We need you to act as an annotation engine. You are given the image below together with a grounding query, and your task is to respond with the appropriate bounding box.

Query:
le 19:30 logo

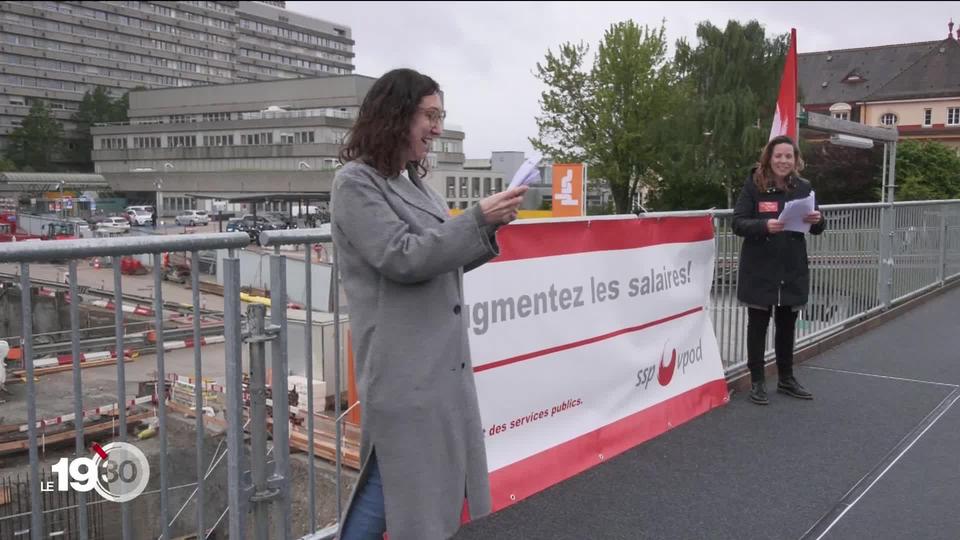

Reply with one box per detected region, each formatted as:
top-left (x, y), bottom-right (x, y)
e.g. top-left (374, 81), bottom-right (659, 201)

top-left (45, 442), bottom-right (150, 503)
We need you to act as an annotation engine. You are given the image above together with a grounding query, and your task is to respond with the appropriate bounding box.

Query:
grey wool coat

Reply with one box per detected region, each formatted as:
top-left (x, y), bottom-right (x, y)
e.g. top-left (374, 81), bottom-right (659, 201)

top-left (331, 160), bottom-right (499, 540)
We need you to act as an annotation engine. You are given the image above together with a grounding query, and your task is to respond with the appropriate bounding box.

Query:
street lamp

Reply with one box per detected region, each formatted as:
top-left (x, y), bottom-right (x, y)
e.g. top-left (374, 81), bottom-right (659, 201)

top-left (57, 180), bottom-right (65, 220)
top-left (154, 178), bottom-right (163, 229)
top-left (156, 162), bottom-right (174, 227)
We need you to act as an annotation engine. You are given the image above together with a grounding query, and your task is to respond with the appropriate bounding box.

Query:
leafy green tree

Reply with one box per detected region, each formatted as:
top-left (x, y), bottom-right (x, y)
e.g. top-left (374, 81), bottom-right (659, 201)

top-left (6, 101), bottom-right (64, 171)
top-left (531, 20), bottom-right (678, 213)
top-left (0, 158), bottom-right (16, 172)
top-left (895, 140), bottom-right (960, 201)
top-left (658, 20), bottom-right (787, 209)
top-left (70, 86), bottom-right (130, 171)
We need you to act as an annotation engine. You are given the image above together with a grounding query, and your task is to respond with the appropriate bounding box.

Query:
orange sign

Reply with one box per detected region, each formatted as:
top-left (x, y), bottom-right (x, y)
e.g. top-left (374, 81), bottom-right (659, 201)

top-left (551, 163), bottom-right (584, 217)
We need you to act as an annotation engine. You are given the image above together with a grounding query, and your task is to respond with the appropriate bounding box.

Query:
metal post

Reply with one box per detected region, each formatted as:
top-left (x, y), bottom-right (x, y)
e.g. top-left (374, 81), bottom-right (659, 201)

top-left (223, 251), bottom-right (247, 539)
top-left (111, 259), bottom-right (132, 539)
top-left (332, 242), bottom-right (343, 520)
top-left (304, 242), bottom-right (317, 534)
top-left (191, 252), bottom-right (206, 539)
top-left (247, 304), bottom-right (272, 540)
top-left (940, 209), bottom-right (948, 285)
top-left (19, 267), bottom-right (43, 540)
top-left (269, 247), bottom-right (291, 540)
top-left (153, 254), bottom-right (170, 540)
top-left (878, 142), bottom-right (897, 308)
top-left (68, 262), bottom-right (89, 540)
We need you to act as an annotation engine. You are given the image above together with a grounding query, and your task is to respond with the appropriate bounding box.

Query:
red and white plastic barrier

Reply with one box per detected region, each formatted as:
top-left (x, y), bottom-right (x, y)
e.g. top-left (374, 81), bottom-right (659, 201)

top-left (19, 394), bottom-right (154, 432)
top-left (162, 335), bottom-right (225, 352)
top-left (90, 299), bottom-right (155, 317)
top-left (30, 349), bottom-right (134, 369)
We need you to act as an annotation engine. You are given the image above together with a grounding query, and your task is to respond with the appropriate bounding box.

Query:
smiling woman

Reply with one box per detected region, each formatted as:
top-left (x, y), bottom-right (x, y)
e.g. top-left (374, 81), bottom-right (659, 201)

top-left (331, 68), bottom-right (528, 540)
top-left (732, 135), bottom-right (826, 406)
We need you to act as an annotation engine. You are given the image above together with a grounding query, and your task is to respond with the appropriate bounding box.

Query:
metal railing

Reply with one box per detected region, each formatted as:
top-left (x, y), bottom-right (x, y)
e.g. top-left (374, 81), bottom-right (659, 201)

top-left (1, 199), bottom-right (959, 539)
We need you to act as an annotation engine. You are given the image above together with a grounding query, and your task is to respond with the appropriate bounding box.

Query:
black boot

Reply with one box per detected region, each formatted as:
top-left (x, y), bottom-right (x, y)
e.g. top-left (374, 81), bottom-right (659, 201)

top-left (777, 376), bottom-right (813, 400)
top-left (749, 381), bottom-right (768, 405)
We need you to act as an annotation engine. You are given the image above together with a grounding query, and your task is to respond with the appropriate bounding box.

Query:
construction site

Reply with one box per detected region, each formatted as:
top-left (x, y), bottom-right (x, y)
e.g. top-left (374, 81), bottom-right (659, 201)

top-left (0, 225), bottom-right (359, 539)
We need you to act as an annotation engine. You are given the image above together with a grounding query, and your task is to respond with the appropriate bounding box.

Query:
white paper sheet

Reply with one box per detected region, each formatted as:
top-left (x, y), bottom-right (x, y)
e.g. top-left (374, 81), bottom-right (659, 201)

top-left (778, 191), bottom-right (816, 233)
top-left (508, 157), bottom-right (541, 189)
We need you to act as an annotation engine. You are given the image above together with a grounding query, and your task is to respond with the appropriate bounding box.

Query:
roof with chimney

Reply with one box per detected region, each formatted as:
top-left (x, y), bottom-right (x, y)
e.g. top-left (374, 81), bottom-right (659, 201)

top-left (799, 21), bottom-right (960, 106)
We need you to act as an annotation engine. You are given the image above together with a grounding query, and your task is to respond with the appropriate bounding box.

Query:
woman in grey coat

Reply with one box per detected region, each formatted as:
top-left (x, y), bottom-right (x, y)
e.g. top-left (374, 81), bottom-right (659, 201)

top-left (332, 68), bottom-right (528, 540)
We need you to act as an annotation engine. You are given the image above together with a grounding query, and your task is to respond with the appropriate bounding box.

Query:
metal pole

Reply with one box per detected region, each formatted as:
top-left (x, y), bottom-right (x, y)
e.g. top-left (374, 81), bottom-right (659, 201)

top-left (332, 242), bottom-right (343, 520)
top-left (19, 267), bottom-right (43, 540)
top-left (269, 247), bottom-right (292, 540)
top-left (112, 259), bottom-right (132, 539)
top-left (304, 242), bottom-right (317, 534)
top-left (68, 262), bottom-right (89, 540)
top-left (878, 142), bottom-right (897, 308)
top-left (223, 251), bottom-right (246, 539)
top-left (247, 304), bottom-right (271, 540)
top-left (191, 252), bottom-right (206, 539)
top-left (153, 254), bottom-right (170, 540)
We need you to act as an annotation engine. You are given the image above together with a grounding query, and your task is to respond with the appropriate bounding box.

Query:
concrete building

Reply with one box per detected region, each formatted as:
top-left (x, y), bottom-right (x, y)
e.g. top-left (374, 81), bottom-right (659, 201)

top-left (90, 75), bottom-right (468, 216)
top-left (800, 22), bottom-right (960, 149)
top-left (0, 1), bottom-right (355, 157)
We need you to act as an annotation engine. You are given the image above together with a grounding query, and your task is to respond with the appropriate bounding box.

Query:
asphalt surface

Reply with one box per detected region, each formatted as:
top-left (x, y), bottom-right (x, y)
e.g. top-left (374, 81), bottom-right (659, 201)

top-left (457, 284), bottom-right (960, 540)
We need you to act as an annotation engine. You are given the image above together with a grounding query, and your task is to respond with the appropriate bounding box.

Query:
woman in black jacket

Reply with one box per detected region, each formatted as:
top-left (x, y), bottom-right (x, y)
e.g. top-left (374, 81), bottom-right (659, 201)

top-left (733, 135), bottom-right (826, 405)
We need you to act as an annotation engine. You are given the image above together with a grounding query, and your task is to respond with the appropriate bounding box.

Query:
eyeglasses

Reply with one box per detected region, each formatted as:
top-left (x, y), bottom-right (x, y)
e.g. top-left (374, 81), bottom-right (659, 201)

top-left (419, 107), bottom-right (446, 127)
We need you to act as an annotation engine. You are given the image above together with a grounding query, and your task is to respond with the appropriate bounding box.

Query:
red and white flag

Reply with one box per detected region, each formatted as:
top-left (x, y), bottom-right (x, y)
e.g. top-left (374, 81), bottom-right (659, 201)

top-left (769, 28), bottom-right (798, 141)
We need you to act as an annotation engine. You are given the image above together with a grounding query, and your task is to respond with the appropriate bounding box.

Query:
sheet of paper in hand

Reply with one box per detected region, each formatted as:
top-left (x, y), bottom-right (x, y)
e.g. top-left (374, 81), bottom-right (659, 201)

top-left (508, 158), bottom-right (541, 190)
top-left (778, 191), bottom-right (816, 233)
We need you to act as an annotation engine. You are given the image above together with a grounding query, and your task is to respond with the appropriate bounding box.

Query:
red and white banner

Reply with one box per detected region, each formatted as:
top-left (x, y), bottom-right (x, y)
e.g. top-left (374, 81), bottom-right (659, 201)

top-left (465, 216), bottom-right (728, 510)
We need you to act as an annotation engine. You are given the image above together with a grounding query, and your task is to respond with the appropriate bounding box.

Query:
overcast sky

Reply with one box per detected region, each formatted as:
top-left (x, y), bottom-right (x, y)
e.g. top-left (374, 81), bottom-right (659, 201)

top-left (290, 1), bottom-right (957, 160)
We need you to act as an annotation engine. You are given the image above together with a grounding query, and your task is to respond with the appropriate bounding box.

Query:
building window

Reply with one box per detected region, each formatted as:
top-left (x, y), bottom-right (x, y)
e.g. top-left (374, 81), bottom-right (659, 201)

top-left (495, 178), bottom-right (503, 192)
top-left (923, 108), bottom-right (932, 127)
top-left (167, 135), bottom-right (196, 148)
top-left (880, 113), bottom-right (898, 126)
top-left (446, 177), bottom-right (455, 198)
top-left (471, 177), bottom-right (480, 198)
top-left (484, 178), bottom-right (492, 196)
top-left (459, 177), bottom-right (468, 198)
top-left (829, 102), bottom-right (851, 122)
top-left (948, 108), bottom-right (960, 126)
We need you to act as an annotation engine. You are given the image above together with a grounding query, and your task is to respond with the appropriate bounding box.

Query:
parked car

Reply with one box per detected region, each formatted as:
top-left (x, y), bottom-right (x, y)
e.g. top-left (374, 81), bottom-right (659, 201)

top-left (125, 209), bottom-right (153, 226)
top-left (228, 214), bottom-right (278, 243)
top-left (225, 217), bottom-right (243, 232)
top-left (265, 212), bottom-right (297, 229)
top-left (124, 205), bottom-right (154, 215)
top-left (175, 210), bottom-right (210, 226)
top-left (97, 217), bottom-right (131, 233)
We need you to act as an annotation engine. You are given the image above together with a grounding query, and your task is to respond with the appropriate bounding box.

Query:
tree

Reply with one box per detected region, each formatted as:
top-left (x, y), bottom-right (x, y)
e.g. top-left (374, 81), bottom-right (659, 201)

top-left (0, 158), bottom-right (16, 172)
top-left (531, 20), bottom-right (678, 213)
top-left (894, 140), bottom-right (960, 201)
top-left (658, 20), bottom-right (787, 209)
top-left (70, 86), bottom-right (130, 171)
top-left (6, 101), bottom-right (64, 171)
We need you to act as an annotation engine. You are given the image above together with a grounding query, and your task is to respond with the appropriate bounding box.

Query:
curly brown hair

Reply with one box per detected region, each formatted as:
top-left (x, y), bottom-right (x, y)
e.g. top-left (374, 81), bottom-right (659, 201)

top-left (339, 68), bottom-right (440, 178)
top-left (753, 135), bottom-right (805, 192)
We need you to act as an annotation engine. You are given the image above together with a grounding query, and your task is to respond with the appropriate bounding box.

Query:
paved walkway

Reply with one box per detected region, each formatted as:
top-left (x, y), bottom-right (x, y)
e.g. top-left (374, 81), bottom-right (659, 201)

top-left (457, 284), bottom-right (960, 540)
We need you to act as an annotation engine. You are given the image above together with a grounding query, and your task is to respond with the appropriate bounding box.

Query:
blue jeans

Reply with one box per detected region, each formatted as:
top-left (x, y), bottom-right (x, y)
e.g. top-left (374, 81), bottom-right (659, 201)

top-left (340, 451), bottom-right (386, 540)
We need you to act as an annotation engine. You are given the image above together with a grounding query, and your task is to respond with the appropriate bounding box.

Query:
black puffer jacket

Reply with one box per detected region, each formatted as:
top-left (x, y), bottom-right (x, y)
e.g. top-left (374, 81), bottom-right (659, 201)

top-left (733, 171), bottom-right (826, 307)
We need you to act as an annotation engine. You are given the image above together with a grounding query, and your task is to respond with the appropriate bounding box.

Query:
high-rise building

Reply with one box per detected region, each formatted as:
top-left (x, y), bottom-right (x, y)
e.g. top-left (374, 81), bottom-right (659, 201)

top-left (0, 1), bottom-right (354, 158)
